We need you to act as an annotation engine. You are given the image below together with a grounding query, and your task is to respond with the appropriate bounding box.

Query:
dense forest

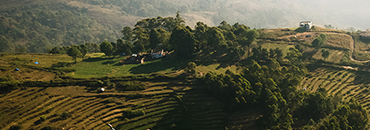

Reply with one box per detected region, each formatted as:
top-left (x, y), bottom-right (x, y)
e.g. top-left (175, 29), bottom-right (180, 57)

top-left (0, 3), bottom-right (120, 53)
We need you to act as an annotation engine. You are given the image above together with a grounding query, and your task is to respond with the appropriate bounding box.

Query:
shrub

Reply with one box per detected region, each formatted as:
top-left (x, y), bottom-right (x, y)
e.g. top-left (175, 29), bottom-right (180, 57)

top-left (40, 115), bottom-right (47, 121)
top-left (57, 112), bottom-right (71, 120)
top-left (122, 108), bottom-right (145, 119)
top-left (9, 125), bottom-right (22, 130)
top-left (127, 93), bottom-right (144, 99)
top-left (116, 81), bottom-right (146, 91)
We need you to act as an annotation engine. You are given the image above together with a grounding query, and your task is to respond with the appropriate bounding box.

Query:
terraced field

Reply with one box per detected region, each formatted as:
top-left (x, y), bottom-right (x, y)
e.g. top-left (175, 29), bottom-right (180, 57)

top-left (0, 80), bottom-right (226, 130)
top-left (300, 67), bottom-right (370, 111)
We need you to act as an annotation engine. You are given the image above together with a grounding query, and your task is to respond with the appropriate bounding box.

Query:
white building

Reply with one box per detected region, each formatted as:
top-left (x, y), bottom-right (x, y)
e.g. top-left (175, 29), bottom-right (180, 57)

top-left (300, 21), bottom-right (313, 30)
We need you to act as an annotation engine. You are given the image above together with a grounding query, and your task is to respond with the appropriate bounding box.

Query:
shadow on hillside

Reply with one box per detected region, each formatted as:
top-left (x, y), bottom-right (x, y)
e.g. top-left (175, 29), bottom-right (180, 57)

top-left (150, 89), bottom-right (195, 130)
top-left (302, 50), bottom-right (317, 60)
top-left (352, 71), bottom-right (370, 85)
top-left (82, 57), bottom-right (115, 62)
top-left (129, 59), bottom-right (190, 74)
top-left (294, 27), bottom-right (306, 33)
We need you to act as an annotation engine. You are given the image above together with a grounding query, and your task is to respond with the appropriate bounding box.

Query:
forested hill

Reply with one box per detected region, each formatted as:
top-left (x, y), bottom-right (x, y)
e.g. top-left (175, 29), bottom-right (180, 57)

top-left (1, 0), bottom-right (370, 53)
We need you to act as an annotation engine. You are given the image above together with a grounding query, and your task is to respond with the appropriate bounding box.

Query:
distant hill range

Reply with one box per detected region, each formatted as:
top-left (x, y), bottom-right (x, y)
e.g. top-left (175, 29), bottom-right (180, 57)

top-left (1, 0), bottom-right (370, 53)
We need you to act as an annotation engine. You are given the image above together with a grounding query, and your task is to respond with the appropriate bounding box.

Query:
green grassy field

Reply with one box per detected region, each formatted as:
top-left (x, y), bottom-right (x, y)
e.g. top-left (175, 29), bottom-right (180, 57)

top-left (70, 55), bottom-right (240, 78)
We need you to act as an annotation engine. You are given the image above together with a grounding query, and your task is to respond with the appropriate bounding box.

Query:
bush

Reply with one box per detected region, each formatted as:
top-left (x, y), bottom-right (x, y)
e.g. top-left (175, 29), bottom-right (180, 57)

top-left (9, 125), bottom-right (22, 130)
top-left (57, 112), bottom-right (71, 120)
top-left (40, 115), bottom-right (47, 121)
top-left (116, 81), bottom-right (146, 91)
top-left (122, 108), bottom-right (145, 119)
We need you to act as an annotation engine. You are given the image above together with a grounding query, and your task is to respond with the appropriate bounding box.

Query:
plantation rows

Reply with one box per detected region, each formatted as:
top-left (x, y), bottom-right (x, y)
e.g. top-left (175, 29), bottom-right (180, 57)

top-left (300, 68), bottom-right (370, 110)
top-left (0, 80), bottom-right (225, 130)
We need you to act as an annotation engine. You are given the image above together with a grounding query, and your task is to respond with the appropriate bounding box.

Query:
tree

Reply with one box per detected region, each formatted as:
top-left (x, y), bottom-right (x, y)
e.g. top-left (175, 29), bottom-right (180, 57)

top-left (322, 49), bottom-right (330, 60)
top-left (285, 47), bottom-right (302, 65)
top-left (169, 25), bottom-right (195, 58)
top-left (78, 45), bottom-right (87, 59)
top-left (175, 11), bottom-right (185, 26)
top-left (149, 28), bottom-right (161, 50)
top-left (206, 27), bottom-right (227, 52)
top-left (100, 41), bottom-right (114, 57)
top-left (116, 39), bottom-right (132, 55)
top-left (246, 30), bottom-right (259, 57)
top-left (218, 21), bottom-right (232, 31)
top-left (132, 26), bottom-right (149, 53)
top-left (312, 33), bottom-right (327, 49)
top-left (121, 26), bottom-right (133, 41)
top-left (67, 46), bottom-right (82, 63)
top-left (194, 22), bottom-right (209, 52)
top-left (157, 28), bottom-right (171, 50)
top-left (185, 62), bottom-right (197, 76)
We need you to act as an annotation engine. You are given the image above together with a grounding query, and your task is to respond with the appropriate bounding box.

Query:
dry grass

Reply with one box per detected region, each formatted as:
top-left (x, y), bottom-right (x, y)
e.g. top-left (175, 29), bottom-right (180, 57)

top-left (326, 33), bottom-right (352, 50)
top-left (0, 80), bottom-right (226, 130)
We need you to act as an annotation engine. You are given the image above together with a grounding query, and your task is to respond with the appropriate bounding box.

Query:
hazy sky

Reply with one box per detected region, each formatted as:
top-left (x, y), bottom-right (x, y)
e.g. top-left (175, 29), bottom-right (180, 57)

top-left (179, 0), bottom-right (370, 30)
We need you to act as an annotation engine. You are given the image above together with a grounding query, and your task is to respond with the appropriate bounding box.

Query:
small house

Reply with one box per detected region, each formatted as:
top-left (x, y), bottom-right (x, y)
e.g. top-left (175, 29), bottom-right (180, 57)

top-left (14, 68), bottom-right (20, 71)
top-left (300, 21), bottom-right (313, 30)
top-left (34, 61), bottom-right (39, 64)
top-left (151, 50), bottom-right (165, 59)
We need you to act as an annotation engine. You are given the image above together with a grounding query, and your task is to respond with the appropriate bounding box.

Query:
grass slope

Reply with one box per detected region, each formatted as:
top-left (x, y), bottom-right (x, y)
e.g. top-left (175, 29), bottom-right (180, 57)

top-left (301, 66), bottom-right (370, 111)
top-left (0, 80), bottom-right (226, 130)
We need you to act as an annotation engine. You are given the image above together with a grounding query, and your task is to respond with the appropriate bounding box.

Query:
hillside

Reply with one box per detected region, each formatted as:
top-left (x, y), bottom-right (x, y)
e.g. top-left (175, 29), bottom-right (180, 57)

top-left (1, 0), bottom-right (370, 53)
top-left (0, 79), bottom-right (228, 130)
top-left (2, 5), bottom-right (370, 127)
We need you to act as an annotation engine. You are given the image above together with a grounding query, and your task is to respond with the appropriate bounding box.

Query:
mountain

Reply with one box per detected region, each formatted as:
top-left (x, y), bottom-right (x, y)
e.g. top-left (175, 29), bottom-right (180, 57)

top-left (1, 0), bottom-right (370, 53)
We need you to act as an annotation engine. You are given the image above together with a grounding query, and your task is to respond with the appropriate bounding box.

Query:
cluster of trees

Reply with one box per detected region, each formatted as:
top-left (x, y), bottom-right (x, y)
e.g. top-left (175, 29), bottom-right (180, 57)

top-left (84, 13), bottom-right (260, 59)
top-left (202, 47), bottom-right (369, 129)
top-left (312, 33), bottom-right (327, 49)
top-left (0, 3), bottom-right (119, 53)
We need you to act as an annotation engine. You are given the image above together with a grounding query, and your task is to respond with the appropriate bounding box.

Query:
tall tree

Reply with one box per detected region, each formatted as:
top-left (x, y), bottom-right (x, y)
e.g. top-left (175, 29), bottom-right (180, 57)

top-left (67, 46), bottom-right (82, 63)
top-left (100, 41), bottom-right (114, 57)
top-left (121, 26), bottom-right (133, 41)
top-left (169, 25), bottom-right (195, 58)
top-left (78, 45), bottom-right (87, 59)
top-left (194, 22), bottom-right (209, 52)
top-left (175, 11), bottom-right (185, 26)
top-left (246, 29), bottom-right (259, 57)
top-left (157, 28), bottom-right (171, 50)
top-left (207, 27), bottom-right (228, 52)
top-left (218, 21), bottom-right (232, 31)
top-left (116, 39), bottom-right (132, 55)
top-left (132, 26), bottom-right (149, 53)
top-left (149, 28), bottom-right (161, 50)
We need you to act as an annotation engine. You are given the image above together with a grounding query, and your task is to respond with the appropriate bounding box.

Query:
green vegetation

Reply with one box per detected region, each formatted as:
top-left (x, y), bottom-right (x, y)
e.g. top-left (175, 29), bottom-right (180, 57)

top-left (122, 108), bottom-right (145, 119)
top-left (3, 12), bottom-right (370, 130)
top-left (40, 115), bottom-right (47, 121)
top-left (312, 33), bottom-right (327, 49)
